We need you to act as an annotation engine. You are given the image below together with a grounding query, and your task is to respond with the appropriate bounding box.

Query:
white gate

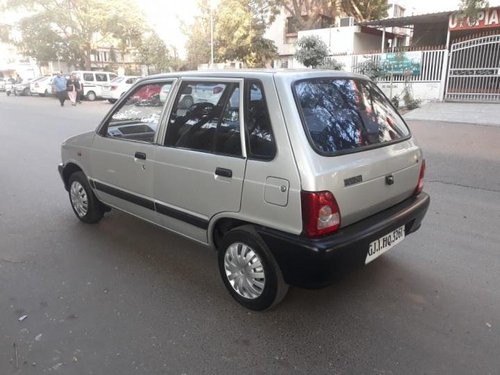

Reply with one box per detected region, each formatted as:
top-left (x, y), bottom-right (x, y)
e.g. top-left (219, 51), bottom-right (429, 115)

top-left (445, 35), bottom-right (500, 102)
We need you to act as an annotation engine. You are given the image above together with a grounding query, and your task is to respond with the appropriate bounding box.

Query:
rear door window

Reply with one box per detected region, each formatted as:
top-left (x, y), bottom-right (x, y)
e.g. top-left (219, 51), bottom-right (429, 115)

top-left (83, 73), bottom-right (94, 81)
top-left (293, 78), bottom-right (410, 155)
top-left (245, 81), bottom-right (276, 160)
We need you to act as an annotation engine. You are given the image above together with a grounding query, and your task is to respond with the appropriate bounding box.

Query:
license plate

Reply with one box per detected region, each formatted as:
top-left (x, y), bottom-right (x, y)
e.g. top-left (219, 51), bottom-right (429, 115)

top-left (365, 226), bottom-right (405, 264)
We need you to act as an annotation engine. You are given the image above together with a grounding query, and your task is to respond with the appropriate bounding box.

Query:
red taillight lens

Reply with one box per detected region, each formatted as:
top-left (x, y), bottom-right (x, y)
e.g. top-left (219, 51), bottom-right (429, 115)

top-left (414, 159), bottom-right (426, 195)
top-left (301, 191), bottom-right (341, 237)
top-left (111, 85), bottom-right (118, 90)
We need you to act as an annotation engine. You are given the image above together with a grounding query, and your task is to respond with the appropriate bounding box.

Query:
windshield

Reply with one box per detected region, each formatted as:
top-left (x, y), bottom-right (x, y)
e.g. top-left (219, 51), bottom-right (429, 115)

top-left (111, 77), bottom-right (126, 83)
top-left (293, 78), bottom-right (410, 155)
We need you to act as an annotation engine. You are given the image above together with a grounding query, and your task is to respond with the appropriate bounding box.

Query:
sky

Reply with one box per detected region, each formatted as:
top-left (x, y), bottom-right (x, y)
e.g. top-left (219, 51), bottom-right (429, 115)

top-left (138, 0), bottom-right (200, 59)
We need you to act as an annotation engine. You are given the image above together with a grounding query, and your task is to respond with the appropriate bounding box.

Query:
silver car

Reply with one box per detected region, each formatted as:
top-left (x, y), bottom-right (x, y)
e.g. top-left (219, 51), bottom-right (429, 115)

top-left (58, 70), bottom-right (429, 310)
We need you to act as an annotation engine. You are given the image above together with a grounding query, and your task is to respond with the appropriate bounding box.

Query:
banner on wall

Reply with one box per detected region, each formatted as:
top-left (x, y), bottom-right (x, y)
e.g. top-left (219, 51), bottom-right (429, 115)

top-left (449, 7), bottom-right (500, 31)
top-left (381, 51), bottom-right (422, 76)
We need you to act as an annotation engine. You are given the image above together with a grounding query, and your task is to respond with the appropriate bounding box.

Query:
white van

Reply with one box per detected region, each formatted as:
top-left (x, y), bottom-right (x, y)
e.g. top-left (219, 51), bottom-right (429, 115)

top-left (72, 71), bottom-right (117, 101)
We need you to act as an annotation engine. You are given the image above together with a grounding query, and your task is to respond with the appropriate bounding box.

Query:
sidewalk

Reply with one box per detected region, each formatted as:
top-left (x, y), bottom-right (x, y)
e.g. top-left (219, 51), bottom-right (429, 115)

top-left (403, 102), bottom-right (500, 127)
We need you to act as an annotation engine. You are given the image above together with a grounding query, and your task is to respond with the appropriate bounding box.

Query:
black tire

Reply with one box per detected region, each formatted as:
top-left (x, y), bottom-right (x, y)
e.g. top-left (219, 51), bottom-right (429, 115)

top-left (68, 171), bottom-right (104, 224)
top-left (108, 99), bottom-right (117, 103)
top-left (86, 91), bottom-right (96, 101)
top-left (218, 225), bottom-right (288, 311)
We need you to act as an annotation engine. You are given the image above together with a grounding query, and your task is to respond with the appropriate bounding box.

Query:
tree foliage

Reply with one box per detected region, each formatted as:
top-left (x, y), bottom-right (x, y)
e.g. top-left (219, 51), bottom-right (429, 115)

top-left (459, 0), bottom-right (489, 19)
top-left (216, 0), bottom-right (278, 67)
top-left (294, 35), bottom-right (328, 67)
top-left (184, 0), bottom-right (212, 69)
top-left (136, 32), bottom-right (172, 74)
top-left (277, 0), bottom-right (389, 30)
top-left (0, 0), bottom-right (149, 69)
top-left (185, 0), bottom-right (278, 68)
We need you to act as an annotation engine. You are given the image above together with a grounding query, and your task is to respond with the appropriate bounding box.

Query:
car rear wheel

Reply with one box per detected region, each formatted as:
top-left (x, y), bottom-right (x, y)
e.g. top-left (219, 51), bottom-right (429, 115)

top-left (218, 226), bottom-right (288, 311)
top-left (86, 91), bottom-right (96, 101)
top-left (108, 99), bottom-right (117, 103)
top-left (68, 171), bottom-right (104, 224)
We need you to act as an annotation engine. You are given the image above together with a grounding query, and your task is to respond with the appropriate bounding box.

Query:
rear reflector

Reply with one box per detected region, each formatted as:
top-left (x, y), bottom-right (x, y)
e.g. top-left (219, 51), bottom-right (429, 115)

top-left (414, 159), bottom-right (426, 195)
top-left (301, 191), bottom-right (341, 237)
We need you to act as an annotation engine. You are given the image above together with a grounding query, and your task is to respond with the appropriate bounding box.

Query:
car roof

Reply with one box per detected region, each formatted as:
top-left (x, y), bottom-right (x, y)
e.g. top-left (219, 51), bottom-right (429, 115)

top-left (144, 69), bottom-right (368, 82)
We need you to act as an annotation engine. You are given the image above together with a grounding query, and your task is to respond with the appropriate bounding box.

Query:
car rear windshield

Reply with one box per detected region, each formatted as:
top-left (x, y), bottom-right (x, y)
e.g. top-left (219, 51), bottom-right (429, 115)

top-left (293, 78), bottom-right (410, 155)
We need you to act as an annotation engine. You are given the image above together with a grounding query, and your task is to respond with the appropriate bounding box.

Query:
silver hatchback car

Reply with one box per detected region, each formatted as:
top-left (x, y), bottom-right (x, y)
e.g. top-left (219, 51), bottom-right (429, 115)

top-left (59, 70), bottom-right (429, 310)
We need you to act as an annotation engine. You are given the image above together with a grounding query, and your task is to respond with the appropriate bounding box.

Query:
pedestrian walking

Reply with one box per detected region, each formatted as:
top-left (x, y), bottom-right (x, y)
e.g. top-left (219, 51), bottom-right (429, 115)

top-left (67, 73), bottom-right (80, 106)
top-left (53, 72), bottom-right (67, 107)
top-left (76, 76), bottom-right (83, 104)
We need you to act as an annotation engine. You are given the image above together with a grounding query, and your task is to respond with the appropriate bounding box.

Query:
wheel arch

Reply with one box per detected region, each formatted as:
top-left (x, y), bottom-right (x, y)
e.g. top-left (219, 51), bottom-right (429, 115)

top-left (61, 162), bottom-right (84, 191)
top-left (209, 215), bottom-right (258, 250)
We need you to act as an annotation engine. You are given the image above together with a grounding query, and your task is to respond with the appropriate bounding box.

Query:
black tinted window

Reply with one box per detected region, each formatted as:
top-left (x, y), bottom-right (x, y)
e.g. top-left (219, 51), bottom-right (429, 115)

top-left (294, 79), bottom-right (410, 155)
top-left (83, 73), bottom-right (94, 81)
top-left (246, 81), bottom-right (276, 159)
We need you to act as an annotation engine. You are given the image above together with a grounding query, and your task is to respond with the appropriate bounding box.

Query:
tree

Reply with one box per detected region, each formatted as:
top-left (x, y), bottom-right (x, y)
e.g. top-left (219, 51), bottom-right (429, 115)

top-left (184, 0), bottom-right (212, 69)
top-left (136, 32), bottom-right (172, 74)
top-left (0, 0), bottom-right (149, 69)
top-left (215, 0), bottom-right (278, 67)
top-left (459, 0), bottom-right (489, 19)
top-left (277, 0), bottom-right (389, 31)
top-left (185, 0), bottom-right (278, 68)
top-left (294, 35), bottom-right (328, 67)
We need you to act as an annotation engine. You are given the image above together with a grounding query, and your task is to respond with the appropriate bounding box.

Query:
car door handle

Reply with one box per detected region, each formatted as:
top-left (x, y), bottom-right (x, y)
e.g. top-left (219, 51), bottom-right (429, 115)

top-left (215, 167), bottom-right (232, 178)
top-left (134, 152), bottom-right (146, 160)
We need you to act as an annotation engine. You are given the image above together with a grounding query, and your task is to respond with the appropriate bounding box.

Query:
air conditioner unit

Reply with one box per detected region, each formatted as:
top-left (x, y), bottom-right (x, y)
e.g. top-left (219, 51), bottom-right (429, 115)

top-left (339, 17), bottom-right (355, 27)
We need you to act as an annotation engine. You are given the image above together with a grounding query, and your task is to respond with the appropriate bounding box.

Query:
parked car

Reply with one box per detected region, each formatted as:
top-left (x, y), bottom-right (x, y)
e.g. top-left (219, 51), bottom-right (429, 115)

top-left (4, 78), bottom-right (15, 95)
top-left (30, 76), bottom-right (54, 96)
top-left (72, 70), bottom-right (117, 101)
top-left (0, 78), bottom-right (5, 92)
top-left (14, 79), bottom-right (34, 96)
top-left (101, 75), bottom-right (140, 103)
top-left (58, 70), bottom-right (429, 310)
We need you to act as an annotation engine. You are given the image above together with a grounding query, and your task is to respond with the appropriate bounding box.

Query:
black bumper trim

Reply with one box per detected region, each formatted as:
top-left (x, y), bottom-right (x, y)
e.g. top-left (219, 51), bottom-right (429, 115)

top-left (257, 193), bottom-right (430, 288)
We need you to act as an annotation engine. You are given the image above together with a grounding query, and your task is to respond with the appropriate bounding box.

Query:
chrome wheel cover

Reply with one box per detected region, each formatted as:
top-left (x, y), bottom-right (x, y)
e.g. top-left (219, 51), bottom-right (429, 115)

top-left (224, 242), bottom-right (265, 299)
top-left (70, 181), bottom-right (88, 218)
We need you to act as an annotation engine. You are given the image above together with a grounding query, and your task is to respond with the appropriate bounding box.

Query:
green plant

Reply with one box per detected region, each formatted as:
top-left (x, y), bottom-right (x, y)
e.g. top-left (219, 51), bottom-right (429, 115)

top-left (402, 90), bottom-right (421, 110)
top-left (355, 59), bottom-right (387, 80)
top-left (391, 95), bottom-right (400, 109)
top-left (318, 58), bottom-right (343, 70)
top-left (295, 35), bottom-right (329, 68)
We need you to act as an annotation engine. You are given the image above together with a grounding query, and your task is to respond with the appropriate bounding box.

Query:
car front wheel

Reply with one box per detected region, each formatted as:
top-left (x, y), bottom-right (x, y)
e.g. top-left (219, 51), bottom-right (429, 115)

top-left (218, 226), bottom-right (288, 311)
top-left (68, 171), bottom-right (104, 224)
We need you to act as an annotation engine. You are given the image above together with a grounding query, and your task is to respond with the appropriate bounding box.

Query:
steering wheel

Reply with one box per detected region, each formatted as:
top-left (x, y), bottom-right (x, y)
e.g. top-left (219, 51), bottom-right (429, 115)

top-left (187, 102), bottom-right (215, 118)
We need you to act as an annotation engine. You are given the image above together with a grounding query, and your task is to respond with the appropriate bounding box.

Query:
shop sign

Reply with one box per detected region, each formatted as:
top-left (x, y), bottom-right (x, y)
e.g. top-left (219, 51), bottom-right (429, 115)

top-left (449, 7), bottom-right (500, 31)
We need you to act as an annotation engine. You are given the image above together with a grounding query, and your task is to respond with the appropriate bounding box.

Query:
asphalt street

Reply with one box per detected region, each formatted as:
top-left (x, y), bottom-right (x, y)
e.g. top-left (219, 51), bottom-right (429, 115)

top-left (0, 94), bottom-right (499, 374)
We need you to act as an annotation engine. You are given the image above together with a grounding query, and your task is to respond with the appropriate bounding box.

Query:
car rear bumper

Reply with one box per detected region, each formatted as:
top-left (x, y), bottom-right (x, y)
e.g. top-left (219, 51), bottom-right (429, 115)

top-left (256, 192), bottom-right (430, 288)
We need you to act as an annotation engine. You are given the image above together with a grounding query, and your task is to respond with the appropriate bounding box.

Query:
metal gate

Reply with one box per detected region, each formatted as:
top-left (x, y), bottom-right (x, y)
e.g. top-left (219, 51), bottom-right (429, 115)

top-left (445, 35), bottom-right (500, 102)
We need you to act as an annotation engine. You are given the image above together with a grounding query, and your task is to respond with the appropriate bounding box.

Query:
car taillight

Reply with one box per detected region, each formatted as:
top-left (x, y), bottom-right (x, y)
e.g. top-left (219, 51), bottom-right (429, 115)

top-left (111, 85), bottom-right (118, 90)
top-left (301, 191), bottom-right (341, 237)
top-left (414, 159), bottom-right (426, 195)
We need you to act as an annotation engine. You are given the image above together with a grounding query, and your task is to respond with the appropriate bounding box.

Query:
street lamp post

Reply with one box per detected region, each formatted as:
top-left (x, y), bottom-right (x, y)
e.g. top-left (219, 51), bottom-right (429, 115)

top-left (209, 0), bottom-right (219, 68)
top-left (210, 7), bottom-right (214, 68)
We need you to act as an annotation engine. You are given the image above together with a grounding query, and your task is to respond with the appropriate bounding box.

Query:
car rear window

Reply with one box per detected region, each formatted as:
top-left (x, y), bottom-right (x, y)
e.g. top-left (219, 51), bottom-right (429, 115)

top-left (293, 78), bottom-right (410, 155)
